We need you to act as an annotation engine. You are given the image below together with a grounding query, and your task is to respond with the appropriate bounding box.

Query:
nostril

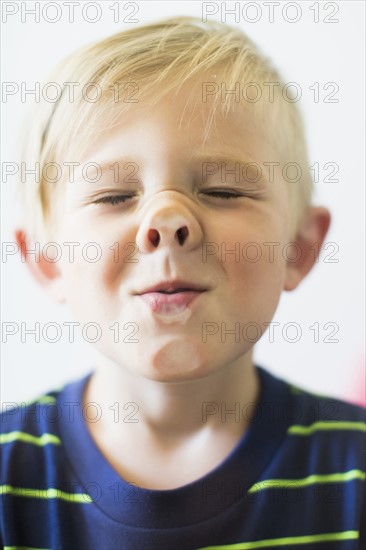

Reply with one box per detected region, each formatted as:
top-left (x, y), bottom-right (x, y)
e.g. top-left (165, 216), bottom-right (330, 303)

top-left (176, 226), bottom-right (188, 245)
top-left (148, 228), bottom-right (160, 247)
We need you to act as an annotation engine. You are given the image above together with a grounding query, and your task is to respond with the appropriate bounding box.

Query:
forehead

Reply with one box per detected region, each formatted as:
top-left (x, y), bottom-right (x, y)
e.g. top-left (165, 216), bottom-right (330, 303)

top-left (78, 73), bottom-right (274, 166)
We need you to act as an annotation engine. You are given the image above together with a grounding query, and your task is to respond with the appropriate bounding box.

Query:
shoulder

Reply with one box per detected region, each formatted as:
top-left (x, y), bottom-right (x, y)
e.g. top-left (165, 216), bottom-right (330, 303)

top-left (1, 385), bottom-right (64, 476)
top-left (282, 380), bottom-right (365, 473)
top-left (251, 369), bottom-right (365, 542)
top-left (0, 373), bottom-right (91, 437)
top-left (0, 376), bottom-right (94, 543)
top-left (286, 380), bottom-right (366, 426)
top-left (0, 380), bottom-right (79, 490)
top-left (258, 365), bottom-right (365, 428)
top-left (1, 384), bottom-right (64, 437)
top-left (258, 367), bottom-right (365, 467)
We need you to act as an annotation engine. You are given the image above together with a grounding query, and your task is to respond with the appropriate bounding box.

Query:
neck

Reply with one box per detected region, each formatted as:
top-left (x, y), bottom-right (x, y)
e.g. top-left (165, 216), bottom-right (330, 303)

top-left (83, 352), bottom-right (260, 442)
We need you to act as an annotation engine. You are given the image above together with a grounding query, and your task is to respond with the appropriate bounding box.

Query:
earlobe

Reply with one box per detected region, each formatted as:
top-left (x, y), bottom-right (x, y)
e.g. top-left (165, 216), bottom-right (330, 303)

top-left (284, 206), bottom-right (331, 291)
top-left (15, 229), bottom-right (66, 304)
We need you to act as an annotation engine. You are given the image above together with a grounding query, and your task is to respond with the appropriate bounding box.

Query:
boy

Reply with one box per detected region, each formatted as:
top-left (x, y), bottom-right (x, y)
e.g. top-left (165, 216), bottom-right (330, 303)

top-left (1, 16), bottom-right (365, 549)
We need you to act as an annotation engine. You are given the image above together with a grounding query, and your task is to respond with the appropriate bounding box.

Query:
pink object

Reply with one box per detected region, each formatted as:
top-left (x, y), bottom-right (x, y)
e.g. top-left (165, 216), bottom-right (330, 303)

top-left (138, 290), bottom-right (204, 315)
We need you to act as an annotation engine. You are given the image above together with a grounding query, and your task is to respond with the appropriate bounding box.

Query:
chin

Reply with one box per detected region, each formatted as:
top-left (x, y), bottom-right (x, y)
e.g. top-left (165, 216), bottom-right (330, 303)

top-left (138, 366), bottom-right (211, 385)
top-left (134, 340), bottom-right (212, 383)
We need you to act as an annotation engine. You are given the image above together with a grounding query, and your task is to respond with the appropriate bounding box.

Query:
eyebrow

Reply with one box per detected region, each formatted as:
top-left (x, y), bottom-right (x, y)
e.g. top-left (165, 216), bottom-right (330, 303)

top-left (83, 152), bottom-right (261, 168)
top-left (73, 157), bottom-right (140, 184)
top-left (189, 153), bottom-right (270, 188)
top-left (189, 153), bottom-right (261, 166)
top-left (75, 152), bottom-right (269, 188)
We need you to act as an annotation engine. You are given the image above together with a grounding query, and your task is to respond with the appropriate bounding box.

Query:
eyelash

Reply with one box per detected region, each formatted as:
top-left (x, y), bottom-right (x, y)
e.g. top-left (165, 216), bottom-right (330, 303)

top-left (93, 191), bottom-right (242, 206)
top-left (93, 195), bottom-right (135, 206)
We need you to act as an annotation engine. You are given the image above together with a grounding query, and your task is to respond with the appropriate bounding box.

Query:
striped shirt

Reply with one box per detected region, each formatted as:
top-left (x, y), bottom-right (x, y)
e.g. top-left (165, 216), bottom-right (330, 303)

top-left (1, 365), bottom-right (365, 549)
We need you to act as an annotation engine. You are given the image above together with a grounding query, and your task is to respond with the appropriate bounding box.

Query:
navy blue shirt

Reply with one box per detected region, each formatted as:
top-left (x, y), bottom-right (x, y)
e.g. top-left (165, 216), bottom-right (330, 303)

top-left (1, 365), bottom-right (365, 549)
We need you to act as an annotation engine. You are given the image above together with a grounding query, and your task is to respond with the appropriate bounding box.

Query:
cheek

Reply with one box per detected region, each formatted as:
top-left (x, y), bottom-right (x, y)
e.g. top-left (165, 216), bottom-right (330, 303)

top-left (218, 216), bottom-right (288, 315)
top-left (215, 207), bottom-right (287, 267)
top-left (57, 213), bottom-right (134, 287)
top-left (56, 242), bottom-right (120, 326)
top-left (227, 250), bottom-right (286, 316)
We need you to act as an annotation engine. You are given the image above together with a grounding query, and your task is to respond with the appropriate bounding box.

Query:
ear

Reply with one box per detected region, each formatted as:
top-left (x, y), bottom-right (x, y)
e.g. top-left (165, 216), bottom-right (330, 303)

top-left (15, 229), bottom-right (66, 303)
top-left (284, 206), bottom-right (331, 291)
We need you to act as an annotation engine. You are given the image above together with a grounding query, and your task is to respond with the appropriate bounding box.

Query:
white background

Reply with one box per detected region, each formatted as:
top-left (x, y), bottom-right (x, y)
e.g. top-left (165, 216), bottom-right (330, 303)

top-left (1, 1), bottom-right (365, 407)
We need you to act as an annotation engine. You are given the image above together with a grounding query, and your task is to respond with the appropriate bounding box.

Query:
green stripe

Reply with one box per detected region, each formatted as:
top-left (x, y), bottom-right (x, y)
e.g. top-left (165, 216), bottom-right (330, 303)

top-left (34, 395), bottom-right (57, 404)
top-left (288, 385), bottom-right (331, 399)
top-left (19, 395), bottom-right (57, 407)
top-left (288, 421), bottom-right (366, 435)
top-left (197, 530), bottom-right (359, 549)
top-left (0, 484), bottom-right (93, 503)
top-left (248, 469), bottom-right (365, 494)
top-left (1, 396), bottom-right (56, 415)
top-left (288, 385), bottom-right (304, 395)
top-left (0, 431), bottom-right (61, 446)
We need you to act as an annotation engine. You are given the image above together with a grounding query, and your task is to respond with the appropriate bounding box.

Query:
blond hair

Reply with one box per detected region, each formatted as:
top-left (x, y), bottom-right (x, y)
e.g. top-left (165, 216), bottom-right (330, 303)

top-left (19, 16), bottom-right (313, 242)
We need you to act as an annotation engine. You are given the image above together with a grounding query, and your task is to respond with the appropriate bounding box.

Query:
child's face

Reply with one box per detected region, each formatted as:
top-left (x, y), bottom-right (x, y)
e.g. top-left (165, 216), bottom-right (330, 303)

top-left (53, 76), bottom-right (292, 382)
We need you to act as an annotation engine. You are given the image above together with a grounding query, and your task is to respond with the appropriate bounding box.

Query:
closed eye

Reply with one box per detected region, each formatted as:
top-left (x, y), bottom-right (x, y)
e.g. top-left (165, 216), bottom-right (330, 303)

top-left (92, 195), bottom-right (136, 206)
top-left (203, 191), bottom-right (242, 199)
top-left (92, 190), bottom-right (243, 206)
